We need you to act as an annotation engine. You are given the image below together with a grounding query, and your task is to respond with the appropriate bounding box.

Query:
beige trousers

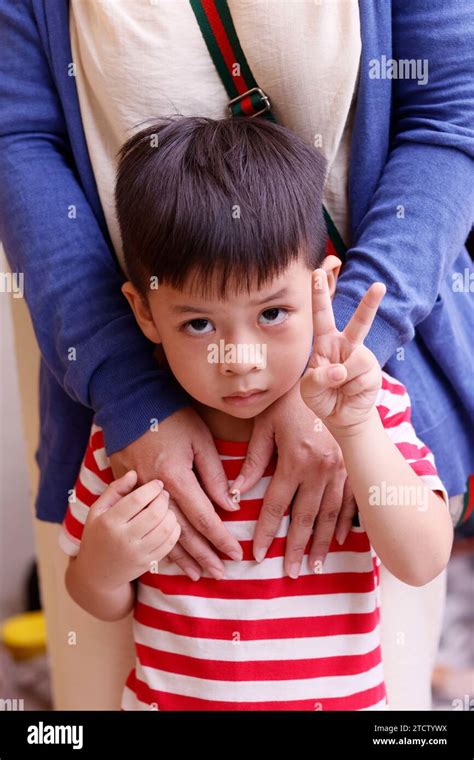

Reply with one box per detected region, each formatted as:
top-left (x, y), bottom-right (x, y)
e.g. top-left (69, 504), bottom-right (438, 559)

top-left (379, 564), bottom-right (447, 710)
top-left (35, 517), bottom-right (446, 711)
top-left (34, 519), bottom-right (135, 710)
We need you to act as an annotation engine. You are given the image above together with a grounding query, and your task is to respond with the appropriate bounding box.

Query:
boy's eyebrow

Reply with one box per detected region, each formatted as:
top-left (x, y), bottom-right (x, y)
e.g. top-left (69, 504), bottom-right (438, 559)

top-left (170, 287), bottom-right (290, 314)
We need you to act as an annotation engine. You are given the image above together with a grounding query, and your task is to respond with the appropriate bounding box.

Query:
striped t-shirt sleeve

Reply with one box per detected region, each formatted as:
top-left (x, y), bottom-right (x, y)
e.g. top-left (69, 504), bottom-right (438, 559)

top-left (58, 425), bottom-right (114, 557)
top-left (376, 372), bottom-right (449, 507)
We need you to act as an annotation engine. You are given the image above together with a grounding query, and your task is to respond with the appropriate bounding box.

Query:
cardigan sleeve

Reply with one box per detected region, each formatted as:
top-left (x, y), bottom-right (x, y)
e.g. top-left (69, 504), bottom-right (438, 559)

top-left (332, 0), bottom-right (474, 367)
top-left (0, 0), bottom-right (191, 455)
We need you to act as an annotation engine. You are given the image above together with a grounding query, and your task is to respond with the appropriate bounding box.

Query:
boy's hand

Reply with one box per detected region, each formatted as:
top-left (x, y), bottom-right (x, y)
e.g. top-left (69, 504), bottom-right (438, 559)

top-left (300, 269), bottom-right (386, 433)
top-left (76, 471), bottom-right (181, 593)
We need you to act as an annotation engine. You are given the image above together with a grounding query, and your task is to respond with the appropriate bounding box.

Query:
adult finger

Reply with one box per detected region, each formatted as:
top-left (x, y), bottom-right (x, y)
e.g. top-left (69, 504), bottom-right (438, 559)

top-left (168, 469), bottom-right (243, 563)
top-left (334, 477), bottom-right (358, 546)
top-left (168, 498), bottom-right (229, 580)
top-left (284, 478), bottom-right (326, 579)
top-left (253, 463), bottom-right (299, 563)
top-left (192, 425), bottom-right (242, 511)
top-left (164, 544), bottom-right (203, 582)
top-left (227, 417), bottom-right (276, 496)
top-left (307, 476), bottom-right (346, 572)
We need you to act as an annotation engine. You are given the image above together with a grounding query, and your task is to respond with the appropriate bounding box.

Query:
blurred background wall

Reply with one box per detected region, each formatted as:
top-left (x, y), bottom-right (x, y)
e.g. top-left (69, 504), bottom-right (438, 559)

top-left (0, 244), bottom-right (39, 618)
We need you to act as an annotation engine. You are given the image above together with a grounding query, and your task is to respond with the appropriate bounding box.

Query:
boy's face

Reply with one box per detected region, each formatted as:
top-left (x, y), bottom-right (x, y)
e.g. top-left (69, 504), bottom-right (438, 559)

top-left (122, 255), bottom-right (340, 428)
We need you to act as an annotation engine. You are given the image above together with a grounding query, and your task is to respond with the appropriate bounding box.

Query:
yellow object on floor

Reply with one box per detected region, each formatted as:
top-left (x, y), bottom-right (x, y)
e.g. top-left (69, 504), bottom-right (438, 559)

top-left (1, 610), bottom-right (46, 660)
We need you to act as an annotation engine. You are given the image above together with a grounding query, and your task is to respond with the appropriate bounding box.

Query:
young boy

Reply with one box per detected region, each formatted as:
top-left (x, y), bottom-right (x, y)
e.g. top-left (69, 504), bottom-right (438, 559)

top-left (59, 116), bottom-right (453, 711)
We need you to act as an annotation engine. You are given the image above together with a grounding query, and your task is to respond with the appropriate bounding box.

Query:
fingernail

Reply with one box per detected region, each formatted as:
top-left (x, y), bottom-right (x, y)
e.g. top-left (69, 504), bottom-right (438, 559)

top-left (154, 479), bottom-right (164, 488)
top-left (312, 556), bottom-right (325, 573)
top-left (254, 547), bottom-right (266, 563)
top-left (226, 494), bottom-right (240, 511)
top-left (335, 527), bottom-right (347, 546)
top-left (209, 566), bottom-right (225, 580)
top-left (228, 549), bottom-right (243, 561)
top-left (230, 475), bottom-right (244, 492)
top-left (186, 568), bottom-right (201, 582)
top-left (288, 562), bottom-right (300, 579)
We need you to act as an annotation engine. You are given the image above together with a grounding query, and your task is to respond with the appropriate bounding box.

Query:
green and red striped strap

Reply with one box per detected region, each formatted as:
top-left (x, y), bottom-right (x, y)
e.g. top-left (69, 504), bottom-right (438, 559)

top-left (189, 0), bottom-right (347, 262)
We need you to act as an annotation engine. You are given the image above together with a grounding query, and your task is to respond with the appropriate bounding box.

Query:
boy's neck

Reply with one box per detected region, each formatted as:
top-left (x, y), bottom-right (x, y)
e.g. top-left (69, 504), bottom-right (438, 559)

top-left (192, 400), bottom-right (255, 443)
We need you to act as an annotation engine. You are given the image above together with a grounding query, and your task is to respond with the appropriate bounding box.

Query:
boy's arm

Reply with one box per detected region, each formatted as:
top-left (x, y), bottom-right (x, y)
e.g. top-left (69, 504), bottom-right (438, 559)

top-left (61, 427), bottom-right (134, 621)
top-left (65, 555), bottom-right (135, 622)
top-left (59, 429), bottom-right (175, 621)
top-left (335, 408), bottom-right (453, 587)
top-left (300, 270), bottom-right (452, 587)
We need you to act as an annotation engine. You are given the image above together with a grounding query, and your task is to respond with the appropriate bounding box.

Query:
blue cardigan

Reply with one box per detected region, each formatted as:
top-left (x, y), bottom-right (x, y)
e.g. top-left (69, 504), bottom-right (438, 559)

top-left (0, 0), bottom-right (473, 522)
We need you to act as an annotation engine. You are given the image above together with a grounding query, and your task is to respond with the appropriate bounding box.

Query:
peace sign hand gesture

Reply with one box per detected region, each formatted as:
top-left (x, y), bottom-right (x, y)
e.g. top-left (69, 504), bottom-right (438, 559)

top-left (300, 269), bottom-right (386, 434)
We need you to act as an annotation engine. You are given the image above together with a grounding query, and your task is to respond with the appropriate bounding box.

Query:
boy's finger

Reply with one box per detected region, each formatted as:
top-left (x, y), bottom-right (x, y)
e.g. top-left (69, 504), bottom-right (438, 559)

top-left (112, 478), bottom-right (165, 521)
top-left (129, 489), bottom-right (170, 538)
top-left (303, 363), bottom-right (348, 393)
top-left (311, 269), bottom-right (336, 339)
top-left (141, 510), bottom-right (180, 551)
top-left (343, 282), bottom-right (386, 345)
top-left (89, 470), bottom-right (138, 516)
top-left (339, 367), bottom-right (381, 398)
top-left (339, 345), bottom-right (374, 383)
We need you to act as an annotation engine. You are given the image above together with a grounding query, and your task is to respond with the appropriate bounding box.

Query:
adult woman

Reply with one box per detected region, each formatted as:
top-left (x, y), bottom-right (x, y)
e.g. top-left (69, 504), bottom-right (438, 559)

top-left (0, 0), bottom-right (472, 710)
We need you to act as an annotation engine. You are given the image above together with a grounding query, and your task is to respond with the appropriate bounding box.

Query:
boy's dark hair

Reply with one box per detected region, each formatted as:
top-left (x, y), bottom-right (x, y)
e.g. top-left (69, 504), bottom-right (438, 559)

top-left (115, 115), bottom-right (328, 299)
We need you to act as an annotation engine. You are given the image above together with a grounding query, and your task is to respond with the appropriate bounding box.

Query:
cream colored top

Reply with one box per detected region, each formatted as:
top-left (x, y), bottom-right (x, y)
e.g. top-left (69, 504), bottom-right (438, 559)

top-left (70, 0), bottom-right (361, 271)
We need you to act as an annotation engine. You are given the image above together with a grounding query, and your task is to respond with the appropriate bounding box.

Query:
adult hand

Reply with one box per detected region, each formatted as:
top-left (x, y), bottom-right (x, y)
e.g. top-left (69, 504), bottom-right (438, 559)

top-left (109, 407), bottom-right (243, 581)
top-left (228, 381), bottom-right (358, 578)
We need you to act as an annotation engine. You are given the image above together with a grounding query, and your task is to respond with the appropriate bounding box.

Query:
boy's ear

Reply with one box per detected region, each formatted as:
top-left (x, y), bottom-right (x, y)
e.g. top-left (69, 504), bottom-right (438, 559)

top-left (321, 254), bottom-right (342, 297)
top-left (121, 281), bottom-right (162, 344)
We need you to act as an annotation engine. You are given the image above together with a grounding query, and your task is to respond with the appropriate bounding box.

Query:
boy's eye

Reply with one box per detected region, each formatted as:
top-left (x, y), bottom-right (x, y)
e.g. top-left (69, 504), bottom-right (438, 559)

top-left (259, 307), bottom-right (288, 325)
top-left (183, 318), bottom-right (214, 335)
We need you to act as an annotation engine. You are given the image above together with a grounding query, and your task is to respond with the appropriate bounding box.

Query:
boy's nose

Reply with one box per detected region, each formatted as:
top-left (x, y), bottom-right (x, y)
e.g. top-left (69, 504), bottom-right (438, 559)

top-left (220, 359), bottom-right (263, 376)
top-left (217, 339), bottom-right (267, 375)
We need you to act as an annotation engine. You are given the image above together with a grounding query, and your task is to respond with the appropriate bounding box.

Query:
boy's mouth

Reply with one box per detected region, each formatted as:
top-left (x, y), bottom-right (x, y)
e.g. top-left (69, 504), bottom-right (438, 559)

top-left (222, 389), bottom-right (267, 406)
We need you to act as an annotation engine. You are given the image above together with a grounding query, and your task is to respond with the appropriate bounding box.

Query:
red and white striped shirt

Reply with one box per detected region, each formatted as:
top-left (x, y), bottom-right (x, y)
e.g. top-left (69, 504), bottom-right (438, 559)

top-left (59, 372), bottom-right (448, 711)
